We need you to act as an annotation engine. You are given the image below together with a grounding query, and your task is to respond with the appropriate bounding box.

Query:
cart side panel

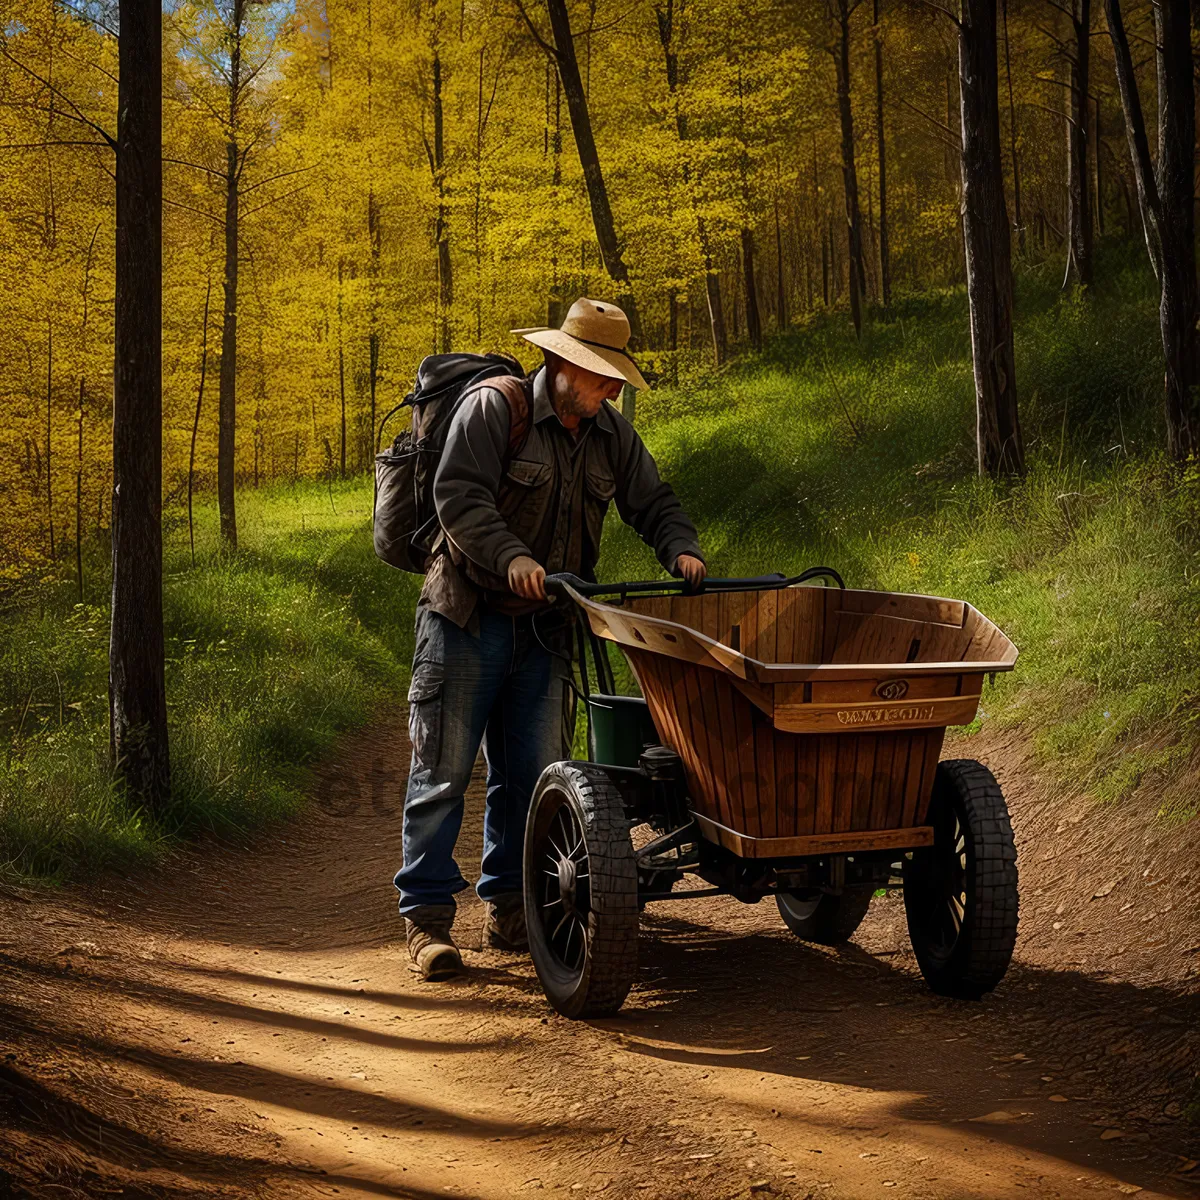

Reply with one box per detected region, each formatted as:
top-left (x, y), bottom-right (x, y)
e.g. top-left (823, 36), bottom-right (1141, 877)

top-left (626, 649), bottom-right (946, 844)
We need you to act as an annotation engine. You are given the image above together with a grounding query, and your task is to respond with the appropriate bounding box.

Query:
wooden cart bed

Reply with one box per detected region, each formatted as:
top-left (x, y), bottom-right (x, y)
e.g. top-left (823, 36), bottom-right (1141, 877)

top-left (564, 582), bottom-right (1018, 859)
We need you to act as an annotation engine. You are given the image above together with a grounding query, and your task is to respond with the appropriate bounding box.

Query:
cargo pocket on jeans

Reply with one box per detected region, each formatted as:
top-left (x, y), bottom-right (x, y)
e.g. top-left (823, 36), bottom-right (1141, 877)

top-left (407, 662), bottom-right (444, 769)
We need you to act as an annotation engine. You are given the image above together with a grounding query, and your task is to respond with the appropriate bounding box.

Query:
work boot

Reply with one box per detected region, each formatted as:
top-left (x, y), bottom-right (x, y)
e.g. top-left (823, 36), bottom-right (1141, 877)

top-left (404, 904), bottom-right (462, 981)
top-left (484, 892), bottom-right (528, 951)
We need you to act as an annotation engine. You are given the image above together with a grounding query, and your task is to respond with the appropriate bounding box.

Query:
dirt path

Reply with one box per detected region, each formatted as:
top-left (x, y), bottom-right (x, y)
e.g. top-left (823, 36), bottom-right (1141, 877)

top-left (2, 719), bottom-right (1198, 1200)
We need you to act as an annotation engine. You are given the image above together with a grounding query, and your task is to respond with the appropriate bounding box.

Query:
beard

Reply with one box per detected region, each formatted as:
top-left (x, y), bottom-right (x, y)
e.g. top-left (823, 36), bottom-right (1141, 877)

top-left (550, 371), bottom-right (594, 419)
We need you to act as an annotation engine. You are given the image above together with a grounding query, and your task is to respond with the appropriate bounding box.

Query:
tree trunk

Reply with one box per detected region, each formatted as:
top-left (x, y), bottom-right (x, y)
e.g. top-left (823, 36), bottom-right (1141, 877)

top-left (701, 228), bottom-right (728, 365)
top-left (46, 318), bottom-right (54, 558)
top-left (959, 0), bottom-right (1024, 477)
top-left (188, 277), bottom-right (211, 566)
top-left (544, 0), bottom-right (641, 339)
top-left (337, 258), bottom-right (346, 476)
top-left (654, 0), bottom-right (725, 364)
top-left (216, 0), bottom-right (243, 548)
top-left (1153, 0), bottom-right (1198, 460)
top-left (77, 226), bottom-right (98, 600)
top-left (833, 0), bottom-right (866, 336)
top-left (432, 48), bottom-right (452, 352)
top-left (1105, 0), bottom-right (1163, 279)
top-left (1001, 0), bottom-right (1023, 253)
top-left (217, 136), bottom-right (239, 550)
top-left (774, 194), bottom-right (787, 328)
top-left (741, 226), bottom-right (762, 349)
top-left (1106, 0), bottom-right (1198, 458)
top-left (111, 0), bottom-right (170, 810)
top-left (1063, 0), bottom-right (1092, 288)
top-left (1094, 94), bottom-right (1104, 235)
top-left (873, 0), bottom-right (891, 305)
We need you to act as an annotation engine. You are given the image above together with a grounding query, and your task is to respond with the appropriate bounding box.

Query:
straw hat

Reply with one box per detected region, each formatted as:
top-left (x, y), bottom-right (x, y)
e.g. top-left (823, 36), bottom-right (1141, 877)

top-left (513, 297), bottom-right (648, 390)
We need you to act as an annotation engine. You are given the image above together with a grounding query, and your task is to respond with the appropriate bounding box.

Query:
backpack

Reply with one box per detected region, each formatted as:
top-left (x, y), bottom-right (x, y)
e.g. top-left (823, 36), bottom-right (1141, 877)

top-left (373, 353), bottom-right (532, 573)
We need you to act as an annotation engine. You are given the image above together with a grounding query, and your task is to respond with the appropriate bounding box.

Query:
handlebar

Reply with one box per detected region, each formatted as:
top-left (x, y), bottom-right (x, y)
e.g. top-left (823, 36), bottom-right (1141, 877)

top-left (545, 566), bottom-right (846, 603)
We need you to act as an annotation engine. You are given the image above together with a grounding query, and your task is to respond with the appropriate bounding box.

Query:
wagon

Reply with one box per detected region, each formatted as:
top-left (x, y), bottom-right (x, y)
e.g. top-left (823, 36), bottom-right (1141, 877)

top-left (523, 569), bottom-right (1020, 1018)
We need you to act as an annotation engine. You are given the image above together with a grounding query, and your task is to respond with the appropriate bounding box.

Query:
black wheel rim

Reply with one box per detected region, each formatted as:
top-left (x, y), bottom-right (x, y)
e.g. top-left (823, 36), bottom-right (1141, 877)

top-left (929, 801), bottom-right (969, 956)
top-left (909, 790), bottom-right (970, 963)
top-left (533, 792), bottom-right (591, 975)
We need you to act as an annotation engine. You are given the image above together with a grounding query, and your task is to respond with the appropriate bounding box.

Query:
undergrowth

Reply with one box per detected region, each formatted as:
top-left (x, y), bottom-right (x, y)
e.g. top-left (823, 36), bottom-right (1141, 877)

top-left (2, 240), bottom-right (1195, 883)
top-left (0, 482), bottom-right (419, 881)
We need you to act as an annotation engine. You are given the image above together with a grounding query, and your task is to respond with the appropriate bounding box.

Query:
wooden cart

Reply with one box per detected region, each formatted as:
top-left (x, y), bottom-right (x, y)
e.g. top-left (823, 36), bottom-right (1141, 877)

top-left (523, 570), bottom-right (1020, 1018)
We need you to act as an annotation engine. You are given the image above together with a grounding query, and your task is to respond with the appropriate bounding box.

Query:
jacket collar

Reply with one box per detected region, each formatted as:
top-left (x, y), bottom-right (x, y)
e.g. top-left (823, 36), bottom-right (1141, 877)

top-left (532, 367), bottom-right (616, 434)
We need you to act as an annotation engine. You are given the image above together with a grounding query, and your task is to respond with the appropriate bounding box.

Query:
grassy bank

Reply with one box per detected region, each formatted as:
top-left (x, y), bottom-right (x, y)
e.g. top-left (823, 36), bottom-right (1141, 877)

top-left (2, 242), bottom-right (1196, 883)
top-left (605, 244), bottom-right (1199, 820)
top-left (0, 483), bottom-right (419, 881)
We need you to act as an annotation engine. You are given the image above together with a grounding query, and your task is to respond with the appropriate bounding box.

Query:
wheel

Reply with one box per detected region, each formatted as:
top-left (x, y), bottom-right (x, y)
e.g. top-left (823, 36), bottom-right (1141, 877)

top-left (776, 889), bottom-right (873, 944)
top-left (524, 761), bottom-right (638, 1019)
top-left (903, 759), bottom-right (1019, 1000)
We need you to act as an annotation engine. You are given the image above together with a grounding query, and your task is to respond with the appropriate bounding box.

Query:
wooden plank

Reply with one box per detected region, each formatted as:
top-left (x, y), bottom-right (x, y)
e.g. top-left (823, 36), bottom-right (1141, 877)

top-left (792, 730), bottom-right (818, 836)
top-left (714, 673), bottom-right (749, 835)
top-left (915, 729), bottom-right (946, 823)
top-left (699, 592), bottom-right (721, 640)
top-left (733, 684), bottom-right (765, 837)
top-left (838, 588), bottom-right (966, 628)
top-left (883, 733), bottom-right (913, 830)
top-left (774, 693), bottom-right (981, 734)
top-left (850, 734), bottom-right (877, 832)
top-left (815, 733), bottom-right (838, 833)
top-left (757, 589), bottom-right (779, 665)
top-left (868, 733), bottom-right (899, 829)
top-left (833, 735), bottom-right (857, 832)
top-left (679, 654), bottom-right (720, 823)
top-left (740, 590), bottom-right (760, 661)
top-left (807, 674), bottom-right (962, 703)
top-left (821, 587), bottom-right (843, 662)
top-left (900, 731), bottom-right (929, 827)
top-left (753, 700), bottom-right (779, 839)
top-left (688, 812), bottom-right (934, 859)
top-left (716, 591), bottom-right (733, 652)
top-left (787, 587), bottom-right (825, 664)
top-left (775, 586), bottom-right (798, 671)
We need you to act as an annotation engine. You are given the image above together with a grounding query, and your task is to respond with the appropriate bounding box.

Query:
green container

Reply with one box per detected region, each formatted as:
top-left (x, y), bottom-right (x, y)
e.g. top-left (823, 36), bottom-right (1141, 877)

top-left (587, 694), bottom-right (659, 768)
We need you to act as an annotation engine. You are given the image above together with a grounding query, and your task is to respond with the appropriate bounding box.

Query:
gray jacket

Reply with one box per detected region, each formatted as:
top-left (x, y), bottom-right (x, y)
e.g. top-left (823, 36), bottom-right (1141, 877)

top-left (421, 367), bottom-right (702, 627)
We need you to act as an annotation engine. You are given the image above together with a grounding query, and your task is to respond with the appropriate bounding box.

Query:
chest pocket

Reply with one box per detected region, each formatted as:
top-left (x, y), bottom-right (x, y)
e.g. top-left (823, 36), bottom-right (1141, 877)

top-left (504, 458), bottom-right (553, 489)
top-left (499, 453), bottom-right (554, 544)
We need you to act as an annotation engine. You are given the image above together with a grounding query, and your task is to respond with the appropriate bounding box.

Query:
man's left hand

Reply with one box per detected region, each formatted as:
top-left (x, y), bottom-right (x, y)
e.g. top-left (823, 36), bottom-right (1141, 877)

top-left (677, 554), bottom-right (705, 589)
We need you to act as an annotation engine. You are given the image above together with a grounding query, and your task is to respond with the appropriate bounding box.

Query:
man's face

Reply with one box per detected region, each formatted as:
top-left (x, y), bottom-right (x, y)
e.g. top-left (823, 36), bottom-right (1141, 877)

top-left (549, 356), bottom-right (624, 421)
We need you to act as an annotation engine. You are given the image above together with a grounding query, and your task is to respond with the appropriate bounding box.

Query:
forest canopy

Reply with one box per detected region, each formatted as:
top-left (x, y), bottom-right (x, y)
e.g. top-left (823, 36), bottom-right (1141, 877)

top-left (0, 0), bottom-right (1171, 574)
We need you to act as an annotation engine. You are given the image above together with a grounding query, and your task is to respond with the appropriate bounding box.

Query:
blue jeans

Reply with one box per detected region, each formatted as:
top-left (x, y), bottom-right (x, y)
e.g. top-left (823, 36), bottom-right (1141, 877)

top-left (394, 605), bottom-right (571, 915)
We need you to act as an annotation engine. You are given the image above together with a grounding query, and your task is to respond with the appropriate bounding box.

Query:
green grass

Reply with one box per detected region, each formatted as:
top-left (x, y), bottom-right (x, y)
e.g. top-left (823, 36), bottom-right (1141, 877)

top-left (603, 242), bottom-right (1200, 820)
top-left (0, 480), bottom-right (420, 881)
top-left (2, 240), bottom-right (1196, 883)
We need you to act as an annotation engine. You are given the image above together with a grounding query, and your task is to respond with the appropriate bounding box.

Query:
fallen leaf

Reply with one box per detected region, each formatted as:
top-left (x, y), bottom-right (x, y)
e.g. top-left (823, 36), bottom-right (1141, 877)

top-left (1093, 881), bottom-right (1117, 899)
top-left (970, 1111), bottom-right (1018, 1124)
top-left (1100, 1129), bottom-right (1125, 1141)
top-left (1177, 1159), bottom-right (1197, 1173)
top-left (1116, 1186), bottom-right (1143, 1195)
top-left (1049, 1095), bottom-right (1070, 1103)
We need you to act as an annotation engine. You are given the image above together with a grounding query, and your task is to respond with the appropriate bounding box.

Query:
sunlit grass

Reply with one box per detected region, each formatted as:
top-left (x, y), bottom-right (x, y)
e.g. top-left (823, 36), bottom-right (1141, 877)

top-left (0, 476), bottom-right (418, 882)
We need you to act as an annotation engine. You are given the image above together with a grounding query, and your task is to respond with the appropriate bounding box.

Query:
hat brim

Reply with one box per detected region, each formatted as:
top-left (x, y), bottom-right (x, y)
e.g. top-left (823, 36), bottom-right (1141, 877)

top-left (511, 327), bottom-right (648, 390)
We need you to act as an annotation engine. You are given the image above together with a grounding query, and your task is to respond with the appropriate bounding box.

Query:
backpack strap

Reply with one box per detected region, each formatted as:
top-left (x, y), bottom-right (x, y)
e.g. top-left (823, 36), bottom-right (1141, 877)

top-left (464, 374), bottom-right (534, 466)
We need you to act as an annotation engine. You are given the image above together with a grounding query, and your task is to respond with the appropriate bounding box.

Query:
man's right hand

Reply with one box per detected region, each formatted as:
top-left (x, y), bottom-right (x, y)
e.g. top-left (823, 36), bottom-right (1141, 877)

top-left (507, 555), bottom-right (547, 601)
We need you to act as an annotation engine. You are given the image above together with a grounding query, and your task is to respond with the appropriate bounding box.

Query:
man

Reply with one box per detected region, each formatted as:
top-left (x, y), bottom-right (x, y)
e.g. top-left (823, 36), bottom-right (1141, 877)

top-left (395, 297), bottom-right (705, 980)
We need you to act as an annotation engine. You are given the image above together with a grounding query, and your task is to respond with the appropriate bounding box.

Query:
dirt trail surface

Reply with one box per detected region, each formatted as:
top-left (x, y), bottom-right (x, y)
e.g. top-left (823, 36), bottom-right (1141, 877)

top-left (2, 719), bottom-right (1198, 1200)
